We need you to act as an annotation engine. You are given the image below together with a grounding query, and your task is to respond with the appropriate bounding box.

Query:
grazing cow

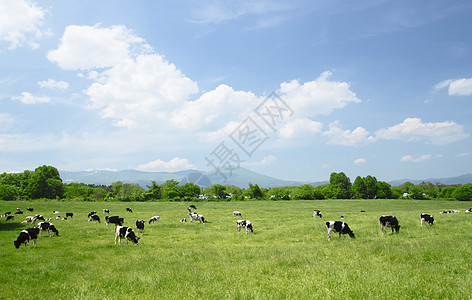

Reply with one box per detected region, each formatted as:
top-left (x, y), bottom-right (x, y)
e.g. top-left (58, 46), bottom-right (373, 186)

top-left (66, 213), bottom-right (73, 218)
top-left (313, 210), bottom-right (322, 218)
top-left (340, 216), bottom-right (345, 220)
top-left (189, 212), bottom-right (206, 223)
top-left (26, 207), bottom-right (34, 212)
top-left (440, 211), bottom-right (451, 214)
top-left (466, 208), bottom-right (472, 213)
top-left (451, 209), bottom-right (460, 213)
top-left (105, 216), bottom-right (124, 226)
top-left (360, 210), bottom-right (366, 213)
top-left (126, 208), bottom-right (133, 213)
top-left (115, 226), bottom-right (139, 245)
top-left (148, 216), bottom-right (160, 224)
top-left (180, 218), bottom-right (186, 222)
top-left (136, 220), bottom-right (145, 235)
top-left (237, 220), bottom-right (254, 234)
top-left (1, 211), bottom-right (11, 217)
top-left (326, 221), bottom-right (355, 241)
top-left (420, 214), bottom-right (434, 226)
top-left (14, 210), bottom-right (23, 214)
top-left (6, 215), bottom-right (14, 221)
top-left (55, 216), bottom-right (62, 220)
top-left (14, 227), bottom-right (40, 248)
top-left (35, 215), bottom-right (45, 221)
top-left (38, 222), bottom-right (59, 237)
top-left (23, 216), bottom-right (35, 224)
top-left (233, 211), bottom-right (242, 217)
top-left (187, 205), bottom-right (197, 213)
top-left (88, 214), bottom-right (101, 223)
top-left (103, 209), bottom-right (110, 214)
top-left (87, 211), bottom-right (97, 218)
top-left (52, 210), bottom-right (60, 214)
top-left (379, 216), bottom-right (400, 235)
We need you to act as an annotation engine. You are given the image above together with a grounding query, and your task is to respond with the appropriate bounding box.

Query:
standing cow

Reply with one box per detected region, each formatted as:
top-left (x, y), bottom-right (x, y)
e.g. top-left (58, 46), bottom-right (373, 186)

top-left (115, 226), bottom-right (139, 245)
top-left (313, 210), bottom-right (322, 218)
top-left (14, 227), bottom-right (40, 248)
top-left (326, 221), bottom-right (355, 241)
top-left (237, 220), bottom-right (254, 234)
top-left (420, 213), bottom-right (434, 227)
top-left (379, 216), bottom-right (400, 235)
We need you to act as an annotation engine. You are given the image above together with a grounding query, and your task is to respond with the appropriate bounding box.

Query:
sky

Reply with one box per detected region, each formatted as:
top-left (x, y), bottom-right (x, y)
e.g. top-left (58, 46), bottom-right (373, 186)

top-left (1, 0), bottom-right (472, 183)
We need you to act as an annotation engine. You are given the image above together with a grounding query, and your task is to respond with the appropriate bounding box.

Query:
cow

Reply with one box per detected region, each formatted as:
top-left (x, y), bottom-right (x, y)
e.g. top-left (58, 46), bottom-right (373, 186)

top-left (115, 226), bottom-right (139, 245)
top-left (103, 209), bottom-right (110, 214)
top-left (233, 211), bottom-right (242, 217)
top-left (189, 212), bottom-right (206, 223)
top-left (6, 215), bottom-right (14, 221)
top-left (88, 214), bottom-right (101, 223)
top-left (87, 211), bottom-right (97, 218)
top-left (180, 218), bottom-right (186, 222)
top-left (14, 210), bottom-right (23, 215)
top-left (379, 216), bottom-right (400, 235)
top-left (313, 210), bottom-right (322, 218)
top-left (1, 211), bottom-right (11, 217)
top-left (23, 216), bottom-right (36, 224)
top-left (466, 208), bottom-right (472, 213)
top-left (14, 227), bottom-right (40, 248)
top-left (136, 220), bottom-right (145, 235)
top-left (52, 211), bottom-right (60, 214)
top-left (237, 220), bottom-right (254, 234)
top-left (38, 222), bottom-right (59, 237)
top-left (148, 216), bottom-right (160, 224)
top-left (35, 215), bottom-right (45, 221)
top-left (440, 211), bottom-right (451, 214)
top-left (326, 221), bottom-right (355, 241)
top-left (66, 213), bottom-right (73, 218)
top-left (420, 213), bottom-right (434, 227)
top-left (26, 207), bottom-right (34, 212)
top-left (187, 205), bottom-right (197, 213)
top-left (126, 208), bottom-right (133, 213)
top-left (105, 216), bottom-right (124, 226)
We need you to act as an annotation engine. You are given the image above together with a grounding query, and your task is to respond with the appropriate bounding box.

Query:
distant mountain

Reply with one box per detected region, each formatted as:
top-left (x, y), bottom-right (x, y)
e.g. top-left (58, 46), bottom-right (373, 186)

top-left (59, 169), bottom-right (472, 189)
top-left (388, 174), bottom-right (472, 186)
top-left (59, 168), bottom-right (306, 188)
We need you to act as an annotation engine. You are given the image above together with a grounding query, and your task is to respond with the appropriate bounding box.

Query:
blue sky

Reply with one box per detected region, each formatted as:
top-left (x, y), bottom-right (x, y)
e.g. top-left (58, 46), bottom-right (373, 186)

top-left (1, 0), bottom-right (472, 183)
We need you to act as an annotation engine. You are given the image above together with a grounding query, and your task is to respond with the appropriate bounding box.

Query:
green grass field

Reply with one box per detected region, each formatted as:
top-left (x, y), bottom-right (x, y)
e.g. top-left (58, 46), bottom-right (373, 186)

top-left (1, 200), bottom-right (472, 299)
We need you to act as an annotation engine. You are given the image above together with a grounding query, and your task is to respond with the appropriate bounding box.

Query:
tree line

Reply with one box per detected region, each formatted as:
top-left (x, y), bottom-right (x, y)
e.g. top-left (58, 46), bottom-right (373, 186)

top-left (1, 166), bottom-right (471, 201)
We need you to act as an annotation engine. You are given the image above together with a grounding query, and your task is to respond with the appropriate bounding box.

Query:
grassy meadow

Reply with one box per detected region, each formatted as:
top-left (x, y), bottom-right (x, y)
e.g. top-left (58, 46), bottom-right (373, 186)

top-left (1, 199), bottom-right (472, 299)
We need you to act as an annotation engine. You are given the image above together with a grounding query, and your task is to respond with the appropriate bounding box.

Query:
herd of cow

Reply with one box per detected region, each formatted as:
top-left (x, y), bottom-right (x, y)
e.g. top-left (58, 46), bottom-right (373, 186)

top-left (3, 205), bottom-right (471, 248)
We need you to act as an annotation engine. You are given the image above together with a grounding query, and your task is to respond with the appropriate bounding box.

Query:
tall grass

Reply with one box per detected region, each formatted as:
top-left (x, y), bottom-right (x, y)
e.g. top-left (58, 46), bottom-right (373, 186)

top-left (1, 200), bottom-right (471, 299)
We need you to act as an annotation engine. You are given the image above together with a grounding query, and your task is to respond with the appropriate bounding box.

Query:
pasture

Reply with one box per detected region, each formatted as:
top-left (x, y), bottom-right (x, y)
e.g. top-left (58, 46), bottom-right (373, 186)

top-left (1, 199), bottom-right (472, 299)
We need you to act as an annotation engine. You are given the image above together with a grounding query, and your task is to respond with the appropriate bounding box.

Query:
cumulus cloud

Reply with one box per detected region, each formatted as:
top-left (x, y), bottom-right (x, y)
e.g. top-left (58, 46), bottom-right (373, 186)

top-left (137, 157), bottom-right (197, 172)
top-left (279, 71), bottom-right (361, 117)
top-left (11, 92), bottom-right (50, 104)
top-left (322, 121), bottom-right (374, 146)
top-left (375, 118), bottom-right (469, 145)
top-left (38, 79), bottom-right (69, 90)
top-left (354, 158), bottom-right (366, 164)
top-left (0, 0), bottom-right (46, 49)
top-left (47, 24), bottom-right (148, 70)
top-left (434, 78), bottom-right (472, 96)
top-left (400, 154), bottom-right (432, 163)
top-left (243, 155), bottom-right (277, 166)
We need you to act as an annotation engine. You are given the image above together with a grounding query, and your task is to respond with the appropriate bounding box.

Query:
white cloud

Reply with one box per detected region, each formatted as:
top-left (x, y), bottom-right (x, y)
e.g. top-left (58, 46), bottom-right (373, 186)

top-left (375, 118), bottom-right (469, 145)
top-left (38, 79), bottom-right (69, 90)
top-left (47, 24), bottom-right (147, 70)
top-left (456, 152), bottom-right (470, 157)
top-left (11, 92), bottom-right (50, 104)
top-left (244, 155), bottom-right (277, 166)
top-left (323, 121), bottom-right (374, 146)
top-left (0, 113), bottom-right (15, 132)
top-left (434, 78), bottom-right (472, 96)
top-left (0, 0), bottom-right (46, 49)
top-left (278, 118), bottom-right (322, 139)
top-left (137, 157), bottom-right (196, 172)
top-left (400, 154), bottom-right (432, 163)
top-left (279, 71), bottom-right (361, 118)
top-left (354, 158), bottom-right (366, 164)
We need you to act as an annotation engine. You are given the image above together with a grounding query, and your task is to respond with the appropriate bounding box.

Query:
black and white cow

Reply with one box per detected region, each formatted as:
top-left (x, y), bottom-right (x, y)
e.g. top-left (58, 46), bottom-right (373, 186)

top-left (115, 226), bottom-right (139, 245)
top-left (379, 216), bottom-right (400, 235)
top-left (440, 210), bottom-right (451, 214)
top-left (420, 213), bottom-right (434, 227)
top-left (136, 220), bottom-right (145, 235)
top-left (14, 227), bottom-right (40, 248)
top-left (326, 221), bottom-right (355, 241)
top-left (52, 210), bottom-right (60, 214)
top-left (189, 212), bottom-right (206, 223)
top-left (233, 211), bottom-right (242, 217)
top-left (66, 213), bottom-right (73, 218)
top-left (6, 215), bottom-right (14, 221)
top-left (87, 211), bottom-right (97, 218)
top-left (26, 207), bottom-right (34, 212)
top-left (313, 210), bottom-right (322, 218)
top-left (38, 222), bottom-right (59, 237)
top-left (148, 216), bottom-right (160, 224)
top-left (1, 211), bottom-right (11, 217)
top-left (237, 220), bottom-right (254, 234)
top-left (466, 208), bottom-right (472, 213)
top-left (35, 214), bottom-right (45, 221)
top-left (103, 209), bottom-right (110, 214)
top-left (187, 205), bottom-right (197, 213)
top-left (105, 216), bottom-right (124, 226)
top-left (88, 214), bottom-right (101, 223)
top-left (126, 208), bottom-right (133, 213)
top-left (14, 210), bottom-right (23, 214)
top-left (180, 218), bottom-right (186, 222)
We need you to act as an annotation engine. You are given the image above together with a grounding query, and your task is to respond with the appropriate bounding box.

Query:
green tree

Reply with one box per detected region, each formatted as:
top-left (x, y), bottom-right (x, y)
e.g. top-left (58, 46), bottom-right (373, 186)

top-left (452, 183), bottom-right (472, 201)
top-left (329, 172), bottom-right (352, 199)
top-left (364, 175), bottom-right (378, 199)
top-left (145, 181), bottom-right (162, 200)
top-left (439, 186), bottom-right (457, 198)
top-left (352, 176), bottom-right (367, 199)
top-left (408, 185), bottom-right (427, 199)
top-left (293, 184), bottom-right (314, 200)
top-left (249, 183), bottom-right (263, 199)
top-left (181, 183), bottom-right (201, 198)
top-left (0, 184), bottom-right (20, 200)
top-left (376, 181), bottom-right (393, 199)
top-left (24, 165), bottom-right (64, 199)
